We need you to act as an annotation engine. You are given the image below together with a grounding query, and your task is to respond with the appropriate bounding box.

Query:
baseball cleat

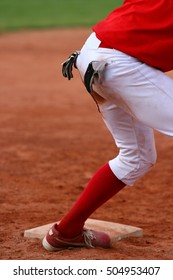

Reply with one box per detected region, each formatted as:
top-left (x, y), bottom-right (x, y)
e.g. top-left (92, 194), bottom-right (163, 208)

top-left (42, 223), bottom-right (111, 251)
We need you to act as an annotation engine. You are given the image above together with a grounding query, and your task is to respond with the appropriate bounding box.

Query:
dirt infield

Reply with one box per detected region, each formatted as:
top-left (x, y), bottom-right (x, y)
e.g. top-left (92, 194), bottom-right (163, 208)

top-left (0, 28), bottom-right (173, 260)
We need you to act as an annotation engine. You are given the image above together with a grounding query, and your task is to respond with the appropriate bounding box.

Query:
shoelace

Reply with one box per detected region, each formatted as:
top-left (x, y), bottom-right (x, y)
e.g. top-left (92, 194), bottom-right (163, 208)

top-left (83, 229), bottom-right (95, 248)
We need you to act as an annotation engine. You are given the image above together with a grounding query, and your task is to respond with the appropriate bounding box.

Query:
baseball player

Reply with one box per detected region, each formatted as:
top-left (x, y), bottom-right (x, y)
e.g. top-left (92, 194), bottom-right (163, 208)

top-left (43, 0), bottom-right (173, 251)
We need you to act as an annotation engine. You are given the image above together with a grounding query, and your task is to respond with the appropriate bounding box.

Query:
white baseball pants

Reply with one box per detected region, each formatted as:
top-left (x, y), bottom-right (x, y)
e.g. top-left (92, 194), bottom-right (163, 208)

top-left (76, 33), bottom-right (173, 186)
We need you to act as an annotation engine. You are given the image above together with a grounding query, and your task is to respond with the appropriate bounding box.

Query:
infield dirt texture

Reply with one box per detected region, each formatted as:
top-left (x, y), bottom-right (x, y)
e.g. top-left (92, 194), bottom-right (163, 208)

top-left (0, 28), bottom-right (173, 260)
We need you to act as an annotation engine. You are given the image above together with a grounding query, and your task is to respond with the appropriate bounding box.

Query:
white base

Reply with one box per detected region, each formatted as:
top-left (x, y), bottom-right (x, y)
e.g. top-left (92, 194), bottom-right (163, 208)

top-left (24, 218), bottom-right (143, 244)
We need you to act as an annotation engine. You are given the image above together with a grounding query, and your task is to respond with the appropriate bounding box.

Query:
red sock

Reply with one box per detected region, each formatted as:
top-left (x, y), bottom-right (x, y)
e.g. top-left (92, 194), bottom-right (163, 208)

top-left (58, 163), bottom-right (126, 238)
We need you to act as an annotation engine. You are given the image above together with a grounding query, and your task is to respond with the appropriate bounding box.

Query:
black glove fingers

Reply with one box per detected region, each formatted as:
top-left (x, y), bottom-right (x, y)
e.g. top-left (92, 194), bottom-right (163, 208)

top-left (84, 62), bottom-right (96, 93)
top-left (61, 51), bottom-right (79, 80)
top-left (66, 63), bottom-right (73, 80)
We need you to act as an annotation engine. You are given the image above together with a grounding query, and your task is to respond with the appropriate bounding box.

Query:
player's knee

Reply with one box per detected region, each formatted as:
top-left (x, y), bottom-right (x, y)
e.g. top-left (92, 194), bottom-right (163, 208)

top-left (109, 149), bottom-right (157, 186)
top-left (136, 152), bottom-right (157, 177)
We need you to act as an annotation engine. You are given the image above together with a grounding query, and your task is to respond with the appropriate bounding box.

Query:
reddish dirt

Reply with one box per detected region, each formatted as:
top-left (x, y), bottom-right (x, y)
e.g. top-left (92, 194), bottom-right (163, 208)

top-left (0, 28), bottom-right (173, 260)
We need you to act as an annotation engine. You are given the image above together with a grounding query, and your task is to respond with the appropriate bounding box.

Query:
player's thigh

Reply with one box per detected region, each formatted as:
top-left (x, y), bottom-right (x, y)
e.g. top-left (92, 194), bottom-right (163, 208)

top-left (101, 53), bottom-right (173, 138)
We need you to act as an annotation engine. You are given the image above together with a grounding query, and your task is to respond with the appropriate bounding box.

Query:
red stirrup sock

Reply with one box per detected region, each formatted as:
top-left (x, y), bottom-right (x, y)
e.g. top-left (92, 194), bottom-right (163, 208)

top-left (58, 163), bottom-right (126, 238)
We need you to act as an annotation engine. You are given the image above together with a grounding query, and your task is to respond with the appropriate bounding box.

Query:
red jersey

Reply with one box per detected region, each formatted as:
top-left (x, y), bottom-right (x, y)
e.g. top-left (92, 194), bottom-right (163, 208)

top-left (93, 0), bottom-right (173, 72)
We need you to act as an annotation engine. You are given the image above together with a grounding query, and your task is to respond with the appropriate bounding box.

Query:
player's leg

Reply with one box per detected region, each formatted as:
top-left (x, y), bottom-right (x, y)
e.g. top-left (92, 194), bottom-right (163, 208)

top-left (43, 100), bottom-right (156, 251)
top-left (56, 101), bottom-right (156, 234)
top-left (42, 34), bottom-right (127, 251)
